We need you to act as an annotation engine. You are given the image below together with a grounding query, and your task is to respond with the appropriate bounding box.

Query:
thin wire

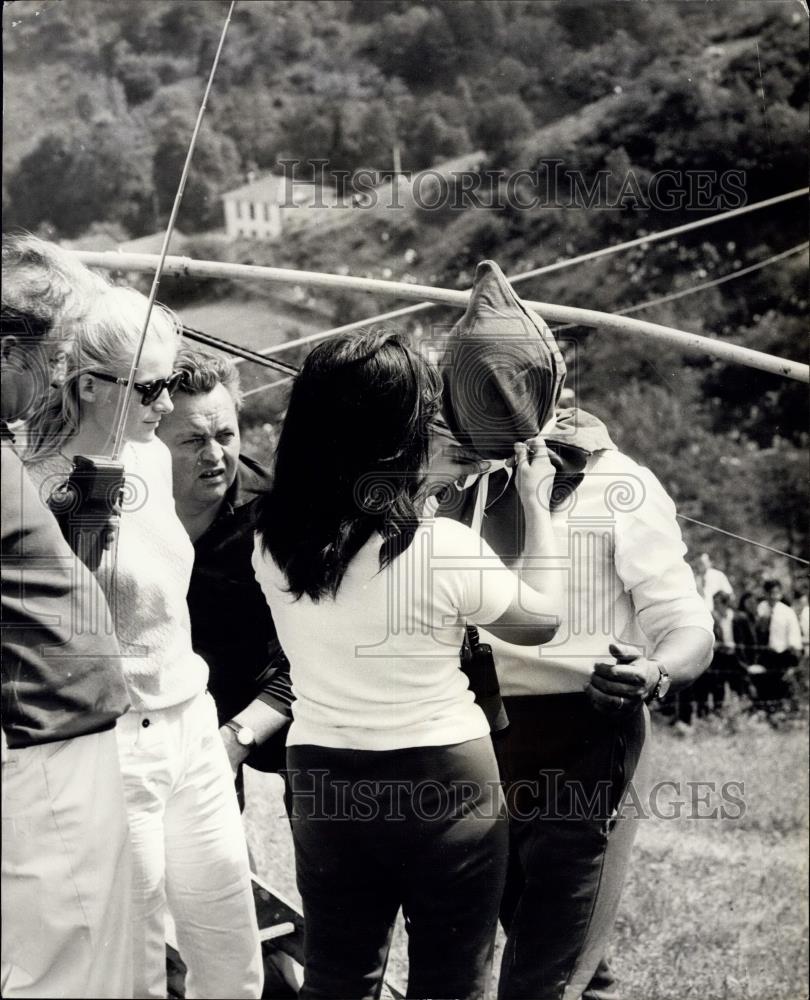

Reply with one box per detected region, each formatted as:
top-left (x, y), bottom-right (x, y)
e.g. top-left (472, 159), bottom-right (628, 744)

top-left (677, 515), bottom-right (808, 566)
top-left (110, 0), bottom-right (237, 459)
top-left (243, 374), bottom-right (293, 397)
top-left (549, 241), bottom-right (809, 332)
top-left (232, 302), bottom-right (426, 364)
top-left (182, 324), bottom-right (297, 375)
top-left (505, 187), bottom-right (808, 285)
top-left (246, 187), bottom-right (808, 360)
top-left (621, 242), bottom-right (808, 315)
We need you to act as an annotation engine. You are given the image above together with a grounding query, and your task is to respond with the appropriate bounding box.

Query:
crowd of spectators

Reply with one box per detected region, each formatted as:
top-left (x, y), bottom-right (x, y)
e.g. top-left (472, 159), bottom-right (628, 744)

top-left (676, 551), bottom-right (809, 722)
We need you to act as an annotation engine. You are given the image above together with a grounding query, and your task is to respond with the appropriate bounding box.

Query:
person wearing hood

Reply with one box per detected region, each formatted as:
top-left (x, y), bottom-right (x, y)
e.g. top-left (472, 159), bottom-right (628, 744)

top-left (436, 261), bottom-right (714, 1000)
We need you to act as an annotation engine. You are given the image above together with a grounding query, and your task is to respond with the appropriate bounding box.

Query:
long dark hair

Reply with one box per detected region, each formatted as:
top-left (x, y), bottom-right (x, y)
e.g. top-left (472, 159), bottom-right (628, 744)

top-left (256, 331), bottom-right (442, 601)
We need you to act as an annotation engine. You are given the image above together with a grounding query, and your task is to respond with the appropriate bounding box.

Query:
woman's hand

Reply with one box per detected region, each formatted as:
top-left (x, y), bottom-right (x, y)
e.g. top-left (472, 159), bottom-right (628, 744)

top-left (485, 436), bottom-right (565, 647)
top-left (514, 436), bottom-right (556, 515)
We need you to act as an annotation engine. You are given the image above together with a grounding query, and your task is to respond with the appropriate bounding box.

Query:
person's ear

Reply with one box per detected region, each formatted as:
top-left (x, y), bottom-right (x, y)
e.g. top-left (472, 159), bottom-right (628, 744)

top-left (77, 373), bottom-right (97, 403)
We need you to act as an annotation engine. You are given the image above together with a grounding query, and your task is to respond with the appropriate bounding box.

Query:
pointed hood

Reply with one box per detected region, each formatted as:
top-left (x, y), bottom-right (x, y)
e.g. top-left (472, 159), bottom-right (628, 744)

top-left (441, 260), bottom-right (567, 460)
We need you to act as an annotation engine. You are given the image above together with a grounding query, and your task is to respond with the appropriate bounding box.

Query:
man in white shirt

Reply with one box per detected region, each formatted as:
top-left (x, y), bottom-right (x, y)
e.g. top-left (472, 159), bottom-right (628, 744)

top-left (435, 260), bottom-right (714, 1000)
top-left (454, 442), bottom-right (715, 999)
top-left (754, 580), bottom-right (802, 703)
top-left (759, 580), bottom-right (803, 655)
top-left (696, 552), bottom-right (734, 610)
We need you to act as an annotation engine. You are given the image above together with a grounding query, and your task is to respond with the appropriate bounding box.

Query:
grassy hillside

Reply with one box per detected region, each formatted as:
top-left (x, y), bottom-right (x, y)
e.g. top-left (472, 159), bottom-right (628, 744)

top-left (244, 710), bottom-right (809, 999)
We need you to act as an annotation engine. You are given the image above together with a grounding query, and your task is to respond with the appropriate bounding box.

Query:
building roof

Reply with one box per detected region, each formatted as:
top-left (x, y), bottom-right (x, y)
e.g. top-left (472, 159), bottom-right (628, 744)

top-left (425, 150), bottom-right (486, 176)
top-left (221, 152), bottom-right (487, 206)
top-left (222, 173), bottom-right (318, 203)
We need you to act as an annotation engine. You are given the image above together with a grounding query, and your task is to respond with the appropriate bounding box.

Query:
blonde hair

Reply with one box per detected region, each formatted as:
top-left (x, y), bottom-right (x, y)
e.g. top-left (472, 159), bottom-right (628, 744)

top-left (26, 282), bottom-right (180, 461)
top-left (2, 233), bottom-right (108, 331)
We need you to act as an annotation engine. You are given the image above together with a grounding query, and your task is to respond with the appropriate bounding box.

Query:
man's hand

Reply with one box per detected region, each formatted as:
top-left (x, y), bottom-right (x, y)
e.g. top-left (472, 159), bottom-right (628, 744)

top-left (219, 725), bottom-right (250, 777)
top-left (586, 642), bottom-right (660, 714)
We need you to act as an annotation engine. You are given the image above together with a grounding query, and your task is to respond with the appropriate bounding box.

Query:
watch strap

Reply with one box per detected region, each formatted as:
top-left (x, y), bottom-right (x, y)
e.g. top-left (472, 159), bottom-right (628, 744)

top-left (646, 660), bottom-right (670, 703)
top-left (224, 719), bottom-right (255, 746)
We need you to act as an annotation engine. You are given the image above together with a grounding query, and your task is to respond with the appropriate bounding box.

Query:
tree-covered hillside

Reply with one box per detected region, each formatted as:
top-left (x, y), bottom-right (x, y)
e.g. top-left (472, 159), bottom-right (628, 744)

top-left (4, 2), bottom-right (806, 236)
top-left (3, 0), bottom-right (808, 584)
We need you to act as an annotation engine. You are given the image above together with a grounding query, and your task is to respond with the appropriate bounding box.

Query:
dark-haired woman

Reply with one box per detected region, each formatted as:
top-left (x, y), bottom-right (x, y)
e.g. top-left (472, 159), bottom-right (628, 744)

top-left (252, 332), bottom-right (573, 1000)
top-left (733, 591), bottom-right (765, 700)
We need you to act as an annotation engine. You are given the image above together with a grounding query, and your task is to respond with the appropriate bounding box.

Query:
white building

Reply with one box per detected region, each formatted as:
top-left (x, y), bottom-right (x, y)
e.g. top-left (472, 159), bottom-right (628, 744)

top-left (221, 152), bottom-right (487, 242)
top-left (221, 174), bottom-right (340, 241)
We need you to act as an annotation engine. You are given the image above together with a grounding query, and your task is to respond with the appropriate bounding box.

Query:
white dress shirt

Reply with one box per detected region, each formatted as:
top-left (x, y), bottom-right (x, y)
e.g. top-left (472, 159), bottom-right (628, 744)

top-left (476, 449), bottom-right (713, 696)
top-left (700, 566), bottom-right (734, 610)
top-left (757, 600), bottom-right (803, 654)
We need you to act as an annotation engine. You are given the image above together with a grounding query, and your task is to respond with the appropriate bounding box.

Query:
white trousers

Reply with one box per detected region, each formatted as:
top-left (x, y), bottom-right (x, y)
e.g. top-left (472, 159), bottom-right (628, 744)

top-left (1, 728), bottom-right (133, 999)
top-left (116, 690), bottom-right (262, 1000)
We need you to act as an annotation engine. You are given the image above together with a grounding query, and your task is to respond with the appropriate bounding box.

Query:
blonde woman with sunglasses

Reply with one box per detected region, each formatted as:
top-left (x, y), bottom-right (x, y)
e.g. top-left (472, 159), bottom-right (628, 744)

top-left (24, 258), bottom-right (263, 1000)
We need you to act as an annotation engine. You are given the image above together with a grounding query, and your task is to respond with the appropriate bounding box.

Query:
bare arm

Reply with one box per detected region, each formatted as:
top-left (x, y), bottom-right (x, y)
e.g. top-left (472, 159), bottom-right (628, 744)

top-left (586, 627), bottom-right (714, 713)
top-left (220, 698), bottom-right (289, 776)
top-left (484, 440), bottom-right (564, 646)
top-left (586, 463), bottom-right (714, 713)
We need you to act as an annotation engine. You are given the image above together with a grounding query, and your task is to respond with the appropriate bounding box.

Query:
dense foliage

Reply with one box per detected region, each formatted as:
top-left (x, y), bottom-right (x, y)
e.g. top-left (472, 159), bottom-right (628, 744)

top-left (3, 0), bottom-right (807, 585)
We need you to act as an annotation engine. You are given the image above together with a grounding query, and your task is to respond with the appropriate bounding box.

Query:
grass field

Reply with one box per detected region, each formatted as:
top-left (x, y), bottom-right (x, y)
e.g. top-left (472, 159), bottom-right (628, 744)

top-left (243, 706), bottom-right (809, 1000)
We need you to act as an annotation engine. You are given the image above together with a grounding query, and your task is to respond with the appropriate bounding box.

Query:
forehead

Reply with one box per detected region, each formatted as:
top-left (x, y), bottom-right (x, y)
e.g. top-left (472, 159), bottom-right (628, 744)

top-left (169, 383), bottom-right (239, 431)
top-left (131, 333), bottom-right (176, 379)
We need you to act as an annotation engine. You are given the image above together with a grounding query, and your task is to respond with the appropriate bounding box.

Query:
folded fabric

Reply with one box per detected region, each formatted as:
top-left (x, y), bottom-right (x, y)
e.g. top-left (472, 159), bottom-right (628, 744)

top-left (441, 259), bottom-right (567, 461)
top-left (440, 259), bottom-right (616, 508)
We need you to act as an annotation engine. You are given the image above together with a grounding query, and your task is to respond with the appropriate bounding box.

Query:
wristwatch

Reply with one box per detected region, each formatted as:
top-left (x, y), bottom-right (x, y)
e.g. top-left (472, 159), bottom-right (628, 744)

top-left (646, 660), bottom-right (671, 703)
top-left (224, 719), bottom-right (256, 748)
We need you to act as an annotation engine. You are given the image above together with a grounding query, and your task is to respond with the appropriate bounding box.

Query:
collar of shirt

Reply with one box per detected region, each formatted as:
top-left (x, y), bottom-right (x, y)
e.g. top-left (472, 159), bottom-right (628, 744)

top-left (199, 453), bottom-right (269, 542)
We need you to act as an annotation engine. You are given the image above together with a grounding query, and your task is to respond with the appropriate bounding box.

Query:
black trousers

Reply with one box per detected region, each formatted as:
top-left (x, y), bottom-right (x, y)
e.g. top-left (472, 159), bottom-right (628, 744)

top-left (753, 649), bottom-right (799, 704)
top-left (495, 695), bottom-right (649, 1000)
top-left (287, 736), bottom-right (508, 1000)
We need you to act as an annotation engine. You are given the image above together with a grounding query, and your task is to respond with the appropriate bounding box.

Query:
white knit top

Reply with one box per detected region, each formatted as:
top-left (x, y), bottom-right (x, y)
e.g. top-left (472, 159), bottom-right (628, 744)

top-left (252, 515), bottom-right (518, 751)
top-left (26, 440), bottom-right (208, 711)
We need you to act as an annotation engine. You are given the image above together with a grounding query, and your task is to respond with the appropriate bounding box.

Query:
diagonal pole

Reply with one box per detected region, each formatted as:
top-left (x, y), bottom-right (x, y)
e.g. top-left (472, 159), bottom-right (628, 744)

top-left (110, 1), bottom-right (237, 460)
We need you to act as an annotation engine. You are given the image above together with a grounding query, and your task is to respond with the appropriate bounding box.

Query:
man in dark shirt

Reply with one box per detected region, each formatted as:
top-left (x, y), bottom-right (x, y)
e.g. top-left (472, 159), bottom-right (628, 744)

top-left (158, 344), bottom-right (293, 793)
top-left (1, 236), bottom-right (133, 998)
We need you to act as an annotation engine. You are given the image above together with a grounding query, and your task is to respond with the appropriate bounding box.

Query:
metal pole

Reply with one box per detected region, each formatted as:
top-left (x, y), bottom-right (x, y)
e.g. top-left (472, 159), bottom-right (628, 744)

top-left (109, 1), bottom-right (237, 459)
top-left (73, 250), bottom-right (809, 383)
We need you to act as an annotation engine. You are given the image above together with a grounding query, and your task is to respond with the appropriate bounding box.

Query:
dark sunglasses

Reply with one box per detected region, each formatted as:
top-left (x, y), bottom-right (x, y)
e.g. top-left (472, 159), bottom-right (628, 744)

top-left (89, 370), bottom-right (185, 405)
